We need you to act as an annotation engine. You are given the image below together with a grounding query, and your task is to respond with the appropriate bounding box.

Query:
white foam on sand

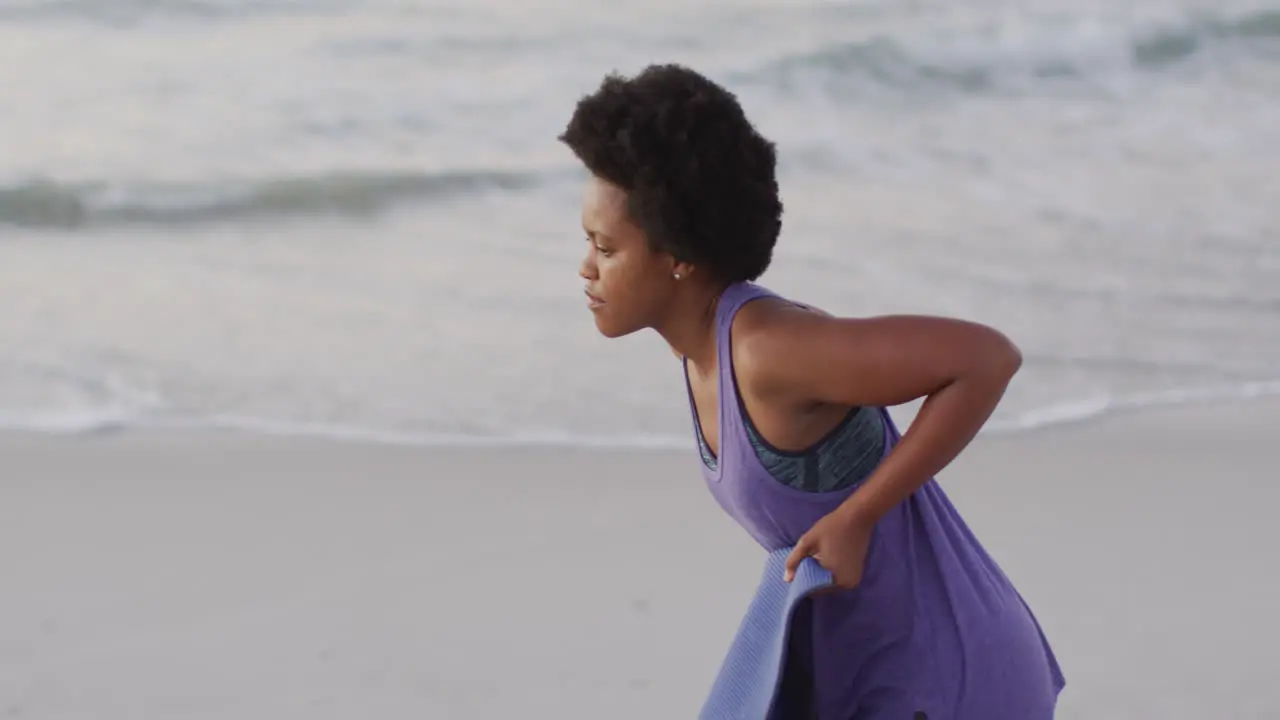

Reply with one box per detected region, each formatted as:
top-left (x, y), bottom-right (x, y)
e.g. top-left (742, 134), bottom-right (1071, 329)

top-left (3, 377), bottom-right (1279, 451)
top-left (1, 398), bottom-right (1277, 718)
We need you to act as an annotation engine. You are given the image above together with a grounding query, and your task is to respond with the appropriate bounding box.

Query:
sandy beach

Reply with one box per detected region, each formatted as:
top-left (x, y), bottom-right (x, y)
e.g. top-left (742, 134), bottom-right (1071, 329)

top-left (2, 398), bottom-right (1276, 719)
top-left (4, 0), bottom-right (1276, 716)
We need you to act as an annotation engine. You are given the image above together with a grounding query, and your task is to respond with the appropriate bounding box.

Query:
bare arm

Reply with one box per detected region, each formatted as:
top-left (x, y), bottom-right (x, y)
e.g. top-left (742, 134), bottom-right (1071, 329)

top-left (741, 309), bottom-right (1022, 524)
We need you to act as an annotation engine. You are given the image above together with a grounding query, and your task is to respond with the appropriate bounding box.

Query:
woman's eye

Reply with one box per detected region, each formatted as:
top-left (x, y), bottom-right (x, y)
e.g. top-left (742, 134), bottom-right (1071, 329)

top-left (584, 235), bottom-right (611, 257)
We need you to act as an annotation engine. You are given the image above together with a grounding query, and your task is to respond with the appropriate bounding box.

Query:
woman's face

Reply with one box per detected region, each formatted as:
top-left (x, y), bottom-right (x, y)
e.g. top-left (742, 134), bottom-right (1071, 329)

top-left (578, 175), bottom-right (679, 338)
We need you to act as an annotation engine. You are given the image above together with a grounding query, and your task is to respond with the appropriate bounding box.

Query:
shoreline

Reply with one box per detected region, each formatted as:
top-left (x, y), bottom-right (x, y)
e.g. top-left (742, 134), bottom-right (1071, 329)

top-left (3, 397), bottom-right (1277, 718)
top-left (3, 376), bottom-right (1279, 451)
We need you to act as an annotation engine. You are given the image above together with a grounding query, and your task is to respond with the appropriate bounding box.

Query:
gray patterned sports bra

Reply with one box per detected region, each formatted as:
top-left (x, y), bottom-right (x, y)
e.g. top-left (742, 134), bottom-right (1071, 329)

top-left (695, 399), bottom-right (886, 493)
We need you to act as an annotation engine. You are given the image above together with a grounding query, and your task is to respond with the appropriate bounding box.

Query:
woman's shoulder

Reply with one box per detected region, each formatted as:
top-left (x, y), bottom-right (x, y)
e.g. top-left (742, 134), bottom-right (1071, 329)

top-left (730, 292), bottom-right (840, 347)
top-left (733, 293), bottom-right (823, 327)
top-left (728, 295), bottom-right (839, 396)
top-left (731, 289), bottom-right (1022, 410)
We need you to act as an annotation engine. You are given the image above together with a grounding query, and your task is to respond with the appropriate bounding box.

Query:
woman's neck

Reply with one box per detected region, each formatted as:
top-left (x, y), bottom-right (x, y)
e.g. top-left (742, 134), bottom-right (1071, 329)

top-left (656, 280), bottom-right (730, 369)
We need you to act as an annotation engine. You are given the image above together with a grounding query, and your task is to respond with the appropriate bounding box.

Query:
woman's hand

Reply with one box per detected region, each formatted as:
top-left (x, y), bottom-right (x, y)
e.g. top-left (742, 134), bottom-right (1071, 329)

top-left (782, 507), bottom-right (874, 590)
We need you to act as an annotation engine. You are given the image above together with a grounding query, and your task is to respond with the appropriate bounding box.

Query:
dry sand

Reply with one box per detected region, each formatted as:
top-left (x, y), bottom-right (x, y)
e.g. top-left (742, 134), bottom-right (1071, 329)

top-left (2, 399), bottom-right (1277, 719)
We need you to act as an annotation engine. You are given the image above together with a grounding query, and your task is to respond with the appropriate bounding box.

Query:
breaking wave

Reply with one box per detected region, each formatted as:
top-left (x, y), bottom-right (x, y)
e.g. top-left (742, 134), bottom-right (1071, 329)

top-left (0, 168), bottom-right (548, 230)
top-left (735, 8), bottom-right (1280, 95)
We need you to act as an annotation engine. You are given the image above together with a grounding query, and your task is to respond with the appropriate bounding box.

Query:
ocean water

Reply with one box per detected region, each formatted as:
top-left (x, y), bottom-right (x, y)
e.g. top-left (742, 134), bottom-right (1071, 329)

top-left (1, 0), bottom-right (1278, 446)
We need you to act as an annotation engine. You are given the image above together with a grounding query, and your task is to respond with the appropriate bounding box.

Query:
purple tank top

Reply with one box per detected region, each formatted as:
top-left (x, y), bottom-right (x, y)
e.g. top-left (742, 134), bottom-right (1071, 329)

top-left (690, 282), bottom-right (1065, 719)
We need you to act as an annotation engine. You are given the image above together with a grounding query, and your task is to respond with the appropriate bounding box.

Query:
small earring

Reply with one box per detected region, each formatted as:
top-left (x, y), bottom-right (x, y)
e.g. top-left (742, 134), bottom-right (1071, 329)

top-left (673, 272), bottom-right (682, 280)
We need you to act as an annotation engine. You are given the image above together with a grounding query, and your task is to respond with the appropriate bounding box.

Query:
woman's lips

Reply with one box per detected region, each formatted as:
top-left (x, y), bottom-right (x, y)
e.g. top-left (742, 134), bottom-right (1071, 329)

top-left (585, 288), bottom-right (605, 308)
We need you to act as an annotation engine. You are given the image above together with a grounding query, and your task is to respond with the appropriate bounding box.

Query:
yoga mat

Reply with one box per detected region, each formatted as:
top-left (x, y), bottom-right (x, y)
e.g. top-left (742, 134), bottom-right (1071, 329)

top-left (699, 549), bottom-right (834, 720)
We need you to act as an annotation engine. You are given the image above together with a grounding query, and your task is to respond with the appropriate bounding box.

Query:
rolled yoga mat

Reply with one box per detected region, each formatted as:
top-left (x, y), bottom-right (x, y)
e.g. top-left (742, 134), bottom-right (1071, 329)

top-left (699, 548), bottom-right (834, 720)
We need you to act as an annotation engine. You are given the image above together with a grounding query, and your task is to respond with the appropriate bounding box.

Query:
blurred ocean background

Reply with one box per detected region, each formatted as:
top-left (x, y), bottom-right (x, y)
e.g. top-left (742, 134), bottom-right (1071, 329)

top-left (1, 0), bottom-right (1277, 447)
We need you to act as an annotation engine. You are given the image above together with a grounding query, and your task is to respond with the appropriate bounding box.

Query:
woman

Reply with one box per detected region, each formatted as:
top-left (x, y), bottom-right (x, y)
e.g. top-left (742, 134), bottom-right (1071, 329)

top-left (558, 64), bottom-right (1065, 720)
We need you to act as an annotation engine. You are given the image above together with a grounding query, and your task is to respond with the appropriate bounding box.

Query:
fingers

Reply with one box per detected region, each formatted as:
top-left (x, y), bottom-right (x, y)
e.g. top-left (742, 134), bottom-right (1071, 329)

top-left (783, 535), bottom-right (814, 583)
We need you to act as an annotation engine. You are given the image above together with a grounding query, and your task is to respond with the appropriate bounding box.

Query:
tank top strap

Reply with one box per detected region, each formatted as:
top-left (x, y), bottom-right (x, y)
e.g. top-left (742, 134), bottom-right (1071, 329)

top-left (714, 281), bottom-right (779, 444)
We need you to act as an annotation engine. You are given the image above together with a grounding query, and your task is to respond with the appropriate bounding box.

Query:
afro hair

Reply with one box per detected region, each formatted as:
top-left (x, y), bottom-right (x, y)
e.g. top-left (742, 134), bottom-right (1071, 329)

top-left (558, 64), bottom-right (783, 283)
